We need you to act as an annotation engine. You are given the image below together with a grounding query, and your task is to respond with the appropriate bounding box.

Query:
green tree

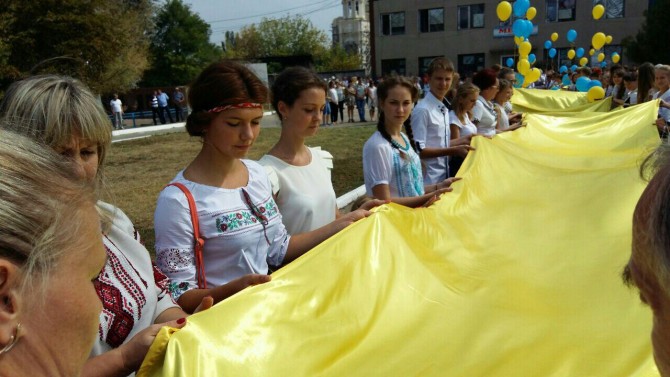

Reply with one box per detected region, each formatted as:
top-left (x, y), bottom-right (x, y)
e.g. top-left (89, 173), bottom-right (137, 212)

top-left (142, 0), bottom-right (221, 87)
top-left (229, 15), bottom-right (328, 60)
top-left (624, 0), bottom-right (670, 64)
top-left (315, 45), bottom-right (362, 72)
top-left (0, 0), bottom-right (153, 94)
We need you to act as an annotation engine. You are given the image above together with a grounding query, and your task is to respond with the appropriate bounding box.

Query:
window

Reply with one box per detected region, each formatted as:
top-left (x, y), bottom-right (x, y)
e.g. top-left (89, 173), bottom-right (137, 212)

top-left (593, 0), bottom-right (624, 19)
top-left (458, 53), bottom-right (485, 79)
top-left (419, 56), bottom-right (442, 77)
top-left (381, 12), bottom-right (405, 36)
top-left (419, 8), bottom-right (444, 33)
top-left (381, 59), bottom-right (406, 76)
top-left (458, 4), bottom-right (485, 30)
top-left (546, 0), bottom-right (576, 22)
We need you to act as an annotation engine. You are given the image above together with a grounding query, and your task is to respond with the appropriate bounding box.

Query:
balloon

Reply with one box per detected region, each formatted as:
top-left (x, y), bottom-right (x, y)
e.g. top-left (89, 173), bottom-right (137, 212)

top-left (528, 53), bottom-right (536, 64)
top-left (597, 52), bottom-right (605, 62)
top-left (517, 59), bottom-right (531, 75)
top-left (512, 19), bottom-right (525, 37)
top-left (519, 41), bottom-right (532, 56)
top-left (576, 76), bottom-right (591, 92)
top-left (606, 35), bottom-right (613, 44)
top-left (571, 64), bottom-right (578, 72)
top-left (513, 0), bottom-right (530, 17)
top-left (592, 4), bottom-right (605, 20)
top-left (522, 20), bottom-right (534, 38)
top-left (587, 86), bottom-right (605, 102)
top-left (601, 61), bottom-right (608, 68)
top-left (525, 67), bottom-right (542, 84)
top-left (580, 57), bottom-right (588, 67)
top-left (559, 65), bottom-right (568, 74)
top-left (526, 6), bottom-right (537, 21)
top-left (562, 74), bottom-right (571, 86)
top-left (496, 1), bottom-right (513, 21)
top-left (567, 29), bottom-right (577, 43)
top-left (514, 73), bottom-right (525, 89)
top-left (551, 32), bottom-right (559, 42)
top-left (506, 57), bottom-right (514, 68)
top-left (514, 36), bottom-right (524, 46)
top-left (576, 47), bottom-right (585, 58)
top-left (544, 40), bottom-right (552, 49)
top-left (612, 53), bottom-right (620, 64)
top-left (589, 48), bottom-right (595, 56)
top-left (592, 32), bottom-right (606, 49)
top-left (589, 80), bottom-right (603, 88)
top-left (549, 48), bottom-right (557, 58)
top-left (567, 49), bottom-right (576, 59)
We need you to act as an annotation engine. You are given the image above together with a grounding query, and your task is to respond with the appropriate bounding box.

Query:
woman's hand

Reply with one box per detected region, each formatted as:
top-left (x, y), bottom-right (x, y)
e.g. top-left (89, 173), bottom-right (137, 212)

top-left (437, 177), bottom-right (462, 190)
top-left (225, 274), bottom-right (272, 297)
top-left (119, 317), bottom-right (187, 374)
top-left (454, 145), bottom-right (475, 157)
top-left (358, 198), bottom-right (389, 211)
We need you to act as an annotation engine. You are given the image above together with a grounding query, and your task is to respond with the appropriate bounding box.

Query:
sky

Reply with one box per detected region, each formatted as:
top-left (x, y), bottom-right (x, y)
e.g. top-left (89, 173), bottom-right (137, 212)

top-left (184, 0), bottom-right (344, 46)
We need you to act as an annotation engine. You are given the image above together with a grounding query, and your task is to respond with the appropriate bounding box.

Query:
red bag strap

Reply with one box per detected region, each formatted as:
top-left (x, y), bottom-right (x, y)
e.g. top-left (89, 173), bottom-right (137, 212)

top-left (165, 182), bottom-right (207, 289)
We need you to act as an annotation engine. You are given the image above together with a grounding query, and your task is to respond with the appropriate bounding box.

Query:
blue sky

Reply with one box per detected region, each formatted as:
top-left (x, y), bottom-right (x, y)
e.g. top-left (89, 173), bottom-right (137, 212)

top-left (185, 0), bottom-right (343, 45)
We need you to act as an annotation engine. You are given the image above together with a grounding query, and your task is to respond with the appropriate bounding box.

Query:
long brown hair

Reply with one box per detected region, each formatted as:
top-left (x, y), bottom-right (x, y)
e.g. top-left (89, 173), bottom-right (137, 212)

top-left (377, 76), bottom-right (419, 152)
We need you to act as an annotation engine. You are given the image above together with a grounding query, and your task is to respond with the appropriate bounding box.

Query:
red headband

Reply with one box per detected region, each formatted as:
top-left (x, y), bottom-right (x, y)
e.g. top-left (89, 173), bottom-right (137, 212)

top-left (207, 103), bottom-right (262, 113)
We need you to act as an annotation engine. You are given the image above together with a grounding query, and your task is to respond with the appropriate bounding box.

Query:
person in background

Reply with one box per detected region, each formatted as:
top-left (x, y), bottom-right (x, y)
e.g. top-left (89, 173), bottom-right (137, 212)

top-left (336, 81), bottom-right (345, 123)
top-left (472, 68), bottom-right (500, 137)
top-left (0, 129), bottom-right (107, 377)
top-left (151, 90), bottom-right (160, 125)
top-left (110, 94), bottom-right (123, 130)
top-left (327, 81), bottom-right (339, 125)
top-left (260, 66), bottom-right (381, 234)
top-left (173, 87), bottom-right (186, 122)
top-left (367, 80), bottom-right (378, 122)
top-left (653, 65), bottom-right (670, 137)
top-left (448, 83), bottom-right (480, 177)
top-left (354, 78), bottom-right (367, 122)
top-left (622, 71), bottom-right (638, 107)
top-left (610, 69), bottom-right (627, 108)
top-left (493, 79), bottom-right (523, 132)
top-left (636, 62), bottom-right (656, 104)
top-left (363, 75), bottom-right (460, 208)
top-left (345, 81), bottom-right (356, 123)
top-left (154, 61), bottom-right (373, 314)
top-left (157, 89), bottom-right (173, 124)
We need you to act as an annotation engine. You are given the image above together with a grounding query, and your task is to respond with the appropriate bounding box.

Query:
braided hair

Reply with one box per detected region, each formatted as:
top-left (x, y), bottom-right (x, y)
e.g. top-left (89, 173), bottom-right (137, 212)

top-left (376, 76), bottom-right (419, 153)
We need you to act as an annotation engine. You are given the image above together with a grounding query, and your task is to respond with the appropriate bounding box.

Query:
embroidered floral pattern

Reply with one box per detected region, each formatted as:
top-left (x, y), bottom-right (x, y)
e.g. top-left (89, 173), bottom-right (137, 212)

top-left (215, 200), bottom-right (278, 233)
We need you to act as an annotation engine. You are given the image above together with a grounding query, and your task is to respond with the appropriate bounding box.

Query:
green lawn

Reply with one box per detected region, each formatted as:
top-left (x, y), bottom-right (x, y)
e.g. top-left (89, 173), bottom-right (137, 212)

top-left (105, 124), bottom-right (376, 252)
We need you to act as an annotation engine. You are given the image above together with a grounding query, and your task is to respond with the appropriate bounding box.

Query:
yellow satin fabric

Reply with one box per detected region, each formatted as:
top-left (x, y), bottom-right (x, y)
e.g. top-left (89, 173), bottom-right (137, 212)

top-left (512, 87), bottom-right (612, 113)
top-left (139, 99), bottom-right (662, 377)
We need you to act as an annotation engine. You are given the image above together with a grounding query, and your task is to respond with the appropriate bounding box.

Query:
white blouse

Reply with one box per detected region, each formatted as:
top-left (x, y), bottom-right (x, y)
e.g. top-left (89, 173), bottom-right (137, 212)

top-left (472, 96), bottom-right (498, 137)
top-left (448, 110), bottom-right (478, 137)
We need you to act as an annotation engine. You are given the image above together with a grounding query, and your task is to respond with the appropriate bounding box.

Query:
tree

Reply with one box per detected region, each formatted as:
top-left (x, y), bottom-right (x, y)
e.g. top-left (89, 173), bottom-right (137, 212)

top-left (141, 0), bottom-right (221, 87)
top-left (315, 45), bottom-right (362, 72)
top-left (228, 15), bottom-right (328, 61)
top-left (623, 0), bottom-right (670, 64)
top-left (0, 0), bottom-right (154, 94)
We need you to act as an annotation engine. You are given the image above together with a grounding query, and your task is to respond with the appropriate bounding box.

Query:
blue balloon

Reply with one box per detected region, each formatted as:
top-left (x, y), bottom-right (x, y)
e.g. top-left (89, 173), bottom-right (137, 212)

top-left (544, 40), bottom-right (552, 49)
top-left (523, 20), bottom-right (534, 38)
top-left (601, 61), bottom-right (608, 68)
top-left (549, 48), bottom-right (557, 58)
top-left (559, 65), bottom-right (568, 74)
top-left (513, 0), bottom-right (530, 17)
top-left (576, 76), bottom-right (591, 92)
top-left (506, 57), bottom-right (514, 68)
top-left (571, 64), bottom-right (578, 72)
top-left (514, 72), bottom-right (525, 89)
top-left (512, 19), bottom-right (525, 37)
top-left (567, 29), bottom-right (577, 43)
top-left (528, 53), bottom-right (536, 64)
top-left (589, 80), bottom-right (603, 88)
top-left (576, 47), bottom-right (585, 58)
top-left (562, 74), bottom-right (571, 86)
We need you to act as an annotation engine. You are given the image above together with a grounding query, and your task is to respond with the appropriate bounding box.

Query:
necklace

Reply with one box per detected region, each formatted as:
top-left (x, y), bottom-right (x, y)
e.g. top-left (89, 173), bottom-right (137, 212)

top-left (390, 133), bottom-right (410, 151)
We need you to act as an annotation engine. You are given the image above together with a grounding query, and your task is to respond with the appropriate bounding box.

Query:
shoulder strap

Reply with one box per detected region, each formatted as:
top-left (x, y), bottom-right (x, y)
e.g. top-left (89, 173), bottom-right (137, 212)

top-left (165, 182), bottom-right (207, 289)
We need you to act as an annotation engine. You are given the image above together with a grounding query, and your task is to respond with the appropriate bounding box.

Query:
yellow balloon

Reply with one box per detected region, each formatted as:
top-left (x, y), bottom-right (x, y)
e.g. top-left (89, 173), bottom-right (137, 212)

top-left (592, 4), bottom-right (605, 20)
top-left (606, 35), bottom-right (613, 44)
top-left (526, 7), bottom-right (537, 21)
top-left (567, 49), bottom-right (576, 59)
top-left (519, 41), bottom-right (532, 57)
top-left (587, 86), bottom-right (605, 102)
top-left (517, 59), bottom-right (531, 75)
top-left (525, 67), bottom-right (542, 84)
top-left (497, 1), bottom-right (512, 22)
top-left (580, 57), bottom-right (589, 67)
top-left (589, 48), bottom-right (595, 56)
top-left (551, 32), bottom-right (559, 42)
top-left (597, 52), bottom-right (605, 62)
top-left (612, 54), bottom-right (621, 64)
top-left (514, 36), bottom-right (524, 46)
top-left (592, 32), bottom-right (606, 50)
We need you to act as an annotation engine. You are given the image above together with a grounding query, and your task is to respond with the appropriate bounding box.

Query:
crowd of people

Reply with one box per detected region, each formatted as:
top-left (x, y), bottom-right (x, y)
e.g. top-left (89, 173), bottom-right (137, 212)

top-left (2, 56), bottom-right (670, 376)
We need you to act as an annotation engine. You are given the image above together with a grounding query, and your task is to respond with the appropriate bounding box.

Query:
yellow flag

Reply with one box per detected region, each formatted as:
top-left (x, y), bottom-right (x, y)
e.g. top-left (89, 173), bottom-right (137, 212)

top-left (512, 87), bottom-right (612, 113)
top-left (139, 100), bottom-right (661, 377)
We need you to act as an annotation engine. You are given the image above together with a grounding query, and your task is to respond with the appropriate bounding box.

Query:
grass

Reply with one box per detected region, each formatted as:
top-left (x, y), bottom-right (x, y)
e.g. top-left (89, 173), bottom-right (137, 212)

top-left (105, 124), bottom-right (377, 252)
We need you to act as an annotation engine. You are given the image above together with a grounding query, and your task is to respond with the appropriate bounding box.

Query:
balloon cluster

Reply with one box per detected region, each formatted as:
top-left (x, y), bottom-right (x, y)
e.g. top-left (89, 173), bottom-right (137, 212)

top-left (575, 76), bottom-right (605, 102)
top-left (497, 0), bottom-right (540, 88)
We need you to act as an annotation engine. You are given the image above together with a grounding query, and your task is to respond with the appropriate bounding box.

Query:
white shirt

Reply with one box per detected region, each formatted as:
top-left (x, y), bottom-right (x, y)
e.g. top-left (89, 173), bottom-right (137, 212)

top-left (411, 91), bottom-right (450, 185)
top-left (473, 96), bottom-right (498, 137)
top-left (328, 88), bottom-right (339, 104)
top-left (154, 160), bottom-right (290, 300)
top-left (363, 131), bottom-right (424, 198)
top-left (110, 98), bottom-right (122, 113)
top-left (653, 88), bottom-right (670, 122)
top-left (449, 110), bottom-right (478, 137)
top-left (494, 103), bottom-right (510, 131)
top-left (259, 147), bottom-right (337, 234)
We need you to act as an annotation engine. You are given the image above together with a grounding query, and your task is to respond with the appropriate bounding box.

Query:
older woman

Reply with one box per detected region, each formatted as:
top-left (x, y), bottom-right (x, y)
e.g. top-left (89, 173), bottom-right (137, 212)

top-left (0, 129), bottom-right (106, 376)
top-left (0, 75), bottom-right (204, 376)
top-left (472, 68), bottom-right (500, 137)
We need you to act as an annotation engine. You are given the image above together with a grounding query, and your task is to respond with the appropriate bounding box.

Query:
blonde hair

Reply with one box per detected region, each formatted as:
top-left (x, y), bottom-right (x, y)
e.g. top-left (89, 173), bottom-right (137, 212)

top-left (0, 128), bottom-right (96, 295)
top-left (0, 75), bottom-right (112, 190)
top-left (453, 83), bottom-right (480, 118)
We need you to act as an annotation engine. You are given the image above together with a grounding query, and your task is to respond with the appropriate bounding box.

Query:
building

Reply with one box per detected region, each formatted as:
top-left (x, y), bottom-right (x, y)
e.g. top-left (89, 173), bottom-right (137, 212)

top-left (371, 0), bottom-right (648, 79)
top-left (332, 0), bottom-right (371, 74)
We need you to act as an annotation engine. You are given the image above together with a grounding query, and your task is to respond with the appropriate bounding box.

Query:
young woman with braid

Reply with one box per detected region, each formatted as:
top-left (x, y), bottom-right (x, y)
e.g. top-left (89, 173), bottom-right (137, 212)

top-left (363, 76), bottom-right (460, 208)
top-left (448, 83), bottom-right (481, 177)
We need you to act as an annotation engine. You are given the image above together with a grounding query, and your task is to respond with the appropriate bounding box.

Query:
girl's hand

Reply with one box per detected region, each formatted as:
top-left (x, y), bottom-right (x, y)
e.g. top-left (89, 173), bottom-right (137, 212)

top-left (120, 317), bottom-right (187, 374)
top-left (359, 199), bottom-right (389, 211)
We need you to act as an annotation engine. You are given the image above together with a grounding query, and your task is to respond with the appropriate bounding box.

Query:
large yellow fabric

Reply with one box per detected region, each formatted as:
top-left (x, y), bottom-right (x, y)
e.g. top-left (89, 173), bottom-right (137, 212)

top-left (512, 87), bottom-right (612, 113)
top-left (139, 99), bottom-right (661, 377)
